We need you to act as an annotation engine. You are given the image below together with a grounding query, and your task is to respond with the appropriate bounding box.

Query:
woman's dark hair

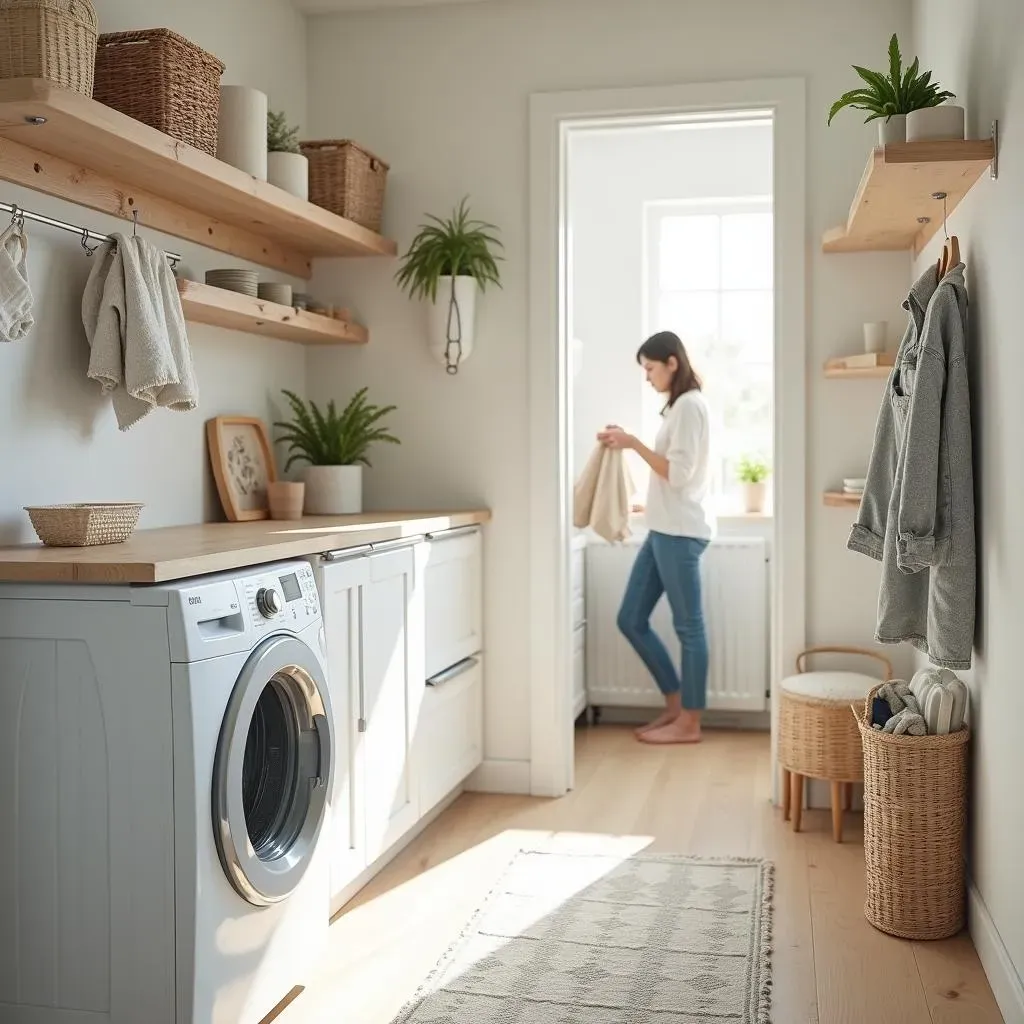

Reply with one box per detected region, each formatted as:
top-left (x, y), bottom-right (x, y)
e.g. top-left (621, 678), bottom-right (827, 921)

top-left (636, 331), bottom-right (702, 408)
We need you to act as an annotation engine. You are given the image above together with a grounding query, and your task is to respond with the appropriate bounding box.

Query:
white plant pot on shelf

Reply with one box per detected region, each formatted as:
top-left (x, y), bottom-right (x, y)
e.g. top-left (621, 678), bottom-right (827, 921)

top-left (906, 105), bottom-right (965, 142)
top-left (878, 114), bottom-right (907, 145)
top-left (427, 276), bottom-right (478, 374)
top-left (743, 481), bottom-right (767, 515)
top-left (217, 85), bottom-right (268, 179)
top-left (267, 151), bottom-right (309, 201)
top-left (303, 465), bottom-right (363, 515)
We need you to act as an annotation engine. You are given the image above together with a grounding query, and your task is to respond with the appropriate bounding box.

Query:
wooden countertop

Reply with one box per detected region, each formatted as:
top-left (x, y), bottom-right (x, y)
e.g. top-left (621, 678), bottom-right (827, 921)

top-left (0, 511), bottom-right (491, 584)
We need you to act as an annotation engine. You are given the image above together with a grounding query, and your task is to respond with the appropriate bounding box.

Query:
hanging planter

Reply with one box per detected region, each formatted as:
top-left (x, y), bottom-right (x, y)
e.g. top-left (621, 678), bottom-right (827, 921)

top-left (395, 197), bottom-right (503, 375)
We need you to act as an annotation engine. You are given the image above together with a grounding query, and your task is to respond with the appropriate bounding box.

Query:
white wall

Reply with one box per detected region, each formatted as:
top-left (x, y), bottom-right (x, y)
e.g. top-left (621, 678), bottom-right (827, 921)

top-left (305, 0), bottom-right (915, 770)
top-left (0, 0), bottom-right (309, 542)
top-left (913, 1), bottom-right (1024, 1013)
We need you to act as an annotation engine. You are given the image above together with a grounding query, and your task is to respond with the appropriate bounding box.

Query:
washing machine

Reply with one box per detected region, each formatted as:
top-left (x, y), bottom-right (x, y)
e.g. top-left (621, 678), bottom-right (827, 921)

top-left (0, 560), bottom-right (333, 1024)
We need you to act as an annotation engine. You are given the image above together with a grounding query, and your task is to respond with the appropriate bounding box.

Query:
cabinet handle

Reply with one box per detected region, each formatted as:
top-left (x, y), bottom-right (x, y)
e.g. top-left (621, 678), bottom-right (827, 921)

top-left (369, 535), bottom-right (425, 554)
top-left (321, 544), bottom-right (372, 562)
top-left (425, 525), bottom-right (480, 542)
top-left (426, 656), bottom-right (480, 687)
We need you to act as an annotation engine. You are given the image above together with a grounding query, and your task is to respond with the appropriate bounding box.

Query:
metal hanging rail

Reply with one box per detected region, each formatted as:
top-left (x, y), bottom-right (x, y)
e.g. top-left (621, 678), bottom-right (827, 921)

top-left (1, 201), bottom-right (182, 265)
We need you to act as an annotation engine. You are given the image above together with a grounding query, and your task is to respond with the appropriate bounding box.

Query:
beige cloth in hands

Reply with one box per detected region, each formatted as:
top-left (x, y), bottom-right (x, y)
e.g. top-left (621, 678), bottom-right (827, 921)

top-left (573, 444), bottom-right (634, 542)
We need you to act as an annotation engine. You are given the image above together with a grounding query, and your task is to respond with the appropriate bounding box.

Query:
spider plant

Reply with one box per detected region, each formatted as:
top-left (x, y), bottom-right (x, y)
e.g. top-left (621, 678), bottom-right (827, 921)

top-left (275, 389), bottom-right (399, 470)
top-left (395, 197), bottom-right (503, 302)
top-left (828, 34), bottom-right (954, 126)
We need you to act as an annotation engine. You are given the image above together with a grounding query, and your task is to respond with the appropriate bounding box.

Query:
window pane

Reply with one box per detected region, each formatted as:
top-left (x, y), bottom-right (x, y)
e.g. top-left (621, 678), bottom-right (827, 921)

top-left (659, 215), bottom-right (720, 290)
top-left (655, 291), bottom-right (718, 362)
top-left (721, 290), bottom-right (773, 362)
top-left (721, 212), bottom-right (773, 290)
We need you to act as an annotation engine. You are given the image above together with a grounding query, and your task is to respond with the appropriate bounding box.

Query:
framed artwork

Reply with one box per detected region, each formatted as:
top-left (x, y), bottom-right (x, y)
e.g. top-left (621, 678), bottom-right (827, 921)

top-left (206, 417), bottom-right (277, 522)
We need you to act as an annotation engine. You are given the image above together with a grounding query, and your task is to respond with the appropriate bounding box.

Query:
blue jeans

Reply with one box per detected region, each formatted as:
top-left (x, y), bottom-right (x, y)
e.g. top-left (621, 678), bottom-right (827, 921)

top-left (616, 531), bottom-right (709, 710)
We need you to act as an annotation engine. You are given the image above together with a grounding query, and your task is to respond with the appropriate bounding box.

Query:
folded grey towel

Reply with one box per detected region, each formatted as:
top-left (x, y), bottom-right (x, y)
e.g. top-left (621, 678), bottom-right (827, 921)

top-left (878, 680), bottom-right (921, 719)
top-left (882, 707), bottom-right (927, 735)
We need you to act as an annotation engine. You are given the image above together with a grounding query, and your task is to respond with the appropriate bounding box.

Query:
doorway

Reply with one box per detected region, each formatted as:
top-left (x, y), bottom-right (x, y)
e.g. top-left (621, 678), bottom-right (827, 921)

top-left (528, 79), bottom-right (807, 799)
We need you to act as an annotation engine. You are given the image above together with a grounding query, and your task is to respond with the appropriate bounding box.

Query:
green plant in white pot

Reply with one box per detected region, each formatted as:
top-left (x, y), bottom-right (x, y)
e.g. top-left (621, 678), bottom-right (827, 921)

top-left (827, 34), bottom-right (959, 144)
top-left (395, 197), bottom-right (503, 375)
top-left (737, 455), bottom-right (771, 515)
top-left (275, 389), bottom-right (399, 515)
top-left (267, 110), bottom-right (308, 200)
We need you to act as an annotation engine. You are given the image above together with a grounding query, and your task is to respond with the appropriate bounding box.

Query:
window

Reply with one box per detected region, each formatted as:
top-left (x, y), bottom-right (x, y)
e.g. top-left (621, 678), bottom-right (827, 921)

top-left (642, 199), bottom-right (773, 514)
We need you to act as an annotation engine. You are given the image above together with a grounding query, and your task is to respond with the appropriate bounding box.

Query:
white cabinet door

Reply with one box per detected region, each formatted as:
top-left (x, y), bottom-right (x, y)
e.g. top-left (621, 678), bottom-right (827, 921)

top-left (424, 528), bottom-right (482, 680)
top-left (362, 544), bottom-right (425, 860)
top-left (319, 553), bottom-right (370, 903)
top-left (572, 623), bottom-right (586, 719)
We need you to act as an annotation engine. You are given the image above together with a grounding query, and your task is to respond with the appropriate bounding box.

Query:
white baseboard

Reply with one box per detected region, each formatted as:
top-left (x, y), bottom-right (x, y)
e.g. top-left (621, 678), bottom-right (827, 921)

top-left (970, 881), bottom-right (1024, 1023)
top-left (466, 758), bottom-right (532, 794)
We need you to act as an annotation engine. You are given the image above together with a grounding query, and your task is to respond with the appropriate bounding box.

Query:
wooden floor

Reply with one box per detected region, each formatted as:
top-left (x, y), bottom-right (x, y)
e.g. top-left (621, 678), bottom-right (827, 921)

top-left (280, 726), bottom-right (1002, 1024)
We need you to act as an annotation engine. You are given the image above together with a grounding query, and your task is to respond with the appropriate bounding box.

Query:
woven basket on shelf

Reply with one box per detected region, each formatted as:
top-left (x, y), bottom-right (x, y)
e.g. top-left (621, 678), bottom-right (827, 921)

top-left (300, 139), bottom-right (389, 232)
top-left (25, 503), bottom-right (143, 546)
top-left (93, 28), bottom-right (224, 156)
top-left (0, 0), bottom-right (98, 95)
top-left (856, 684), bottom-right (969, 940)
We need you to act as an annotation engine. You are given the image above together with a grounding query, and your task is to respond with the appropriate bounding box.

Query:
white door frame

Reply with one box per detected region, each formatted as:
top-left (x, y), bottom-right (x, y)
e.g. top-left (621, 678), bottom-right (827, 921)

top-left (528, 78), bottom-right (807, 799)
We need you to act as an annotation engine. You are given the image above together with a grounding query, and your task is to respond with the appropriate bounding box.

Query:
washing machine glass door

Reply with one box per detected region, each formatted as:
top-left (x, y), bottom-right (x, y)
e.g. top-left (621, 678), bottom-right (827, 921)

top-left (213, 634), bottom-right (333, 906)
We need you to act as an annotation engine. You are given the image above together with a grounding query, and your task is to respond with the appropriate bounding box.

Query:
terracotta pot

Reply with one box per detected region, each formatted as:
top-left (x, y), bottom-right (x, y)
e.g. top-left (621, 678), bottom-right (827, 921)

top-left (267, 481), bottom-right (305, 521)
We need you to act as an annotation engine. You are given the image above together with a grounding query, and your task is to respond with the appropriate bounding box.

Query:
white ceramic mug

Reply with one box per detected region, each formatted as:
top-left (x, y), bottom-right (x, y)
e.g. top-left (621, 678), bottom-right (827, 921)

top-left (863, 321), bottom-right (888, 354)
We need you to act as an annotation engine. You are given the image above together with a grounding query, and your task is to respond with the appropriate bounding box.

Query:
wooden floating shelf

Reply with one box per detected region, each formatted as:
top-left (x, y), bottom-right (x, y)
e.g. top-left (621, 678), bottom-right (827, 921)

top-left (824, 353), bottom-right (895, 379)
top-left (824, 491), bottom-right (862, 508)
top-left (0, 78), bottom-right (397, 279)
top-left (822, 139), bottom-right (995, 254)
top-left (177, 280), bottom-right (368, 346)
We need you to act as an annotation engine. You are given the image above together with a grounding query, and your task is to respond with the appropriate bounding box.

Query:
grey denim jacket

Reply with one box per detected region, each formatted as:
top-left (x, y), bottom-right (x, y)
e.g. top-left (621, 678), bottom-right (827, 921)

top-left (848, 264), bottom-right (976, 670)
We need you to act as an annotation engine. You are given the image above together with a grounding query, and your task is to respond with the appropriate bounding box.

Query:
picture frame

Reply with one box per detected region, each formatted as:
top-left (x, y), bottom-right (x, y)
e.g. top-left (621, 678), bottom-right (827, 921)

top-left (206, 416), bottom-right (278, 522)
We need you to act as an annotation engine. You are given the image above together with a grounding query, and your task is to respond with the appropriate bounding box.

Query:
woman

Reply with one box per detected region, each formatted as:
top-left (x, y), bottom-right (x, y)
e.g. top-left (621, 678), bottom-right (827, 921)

top-left (598, 331), bottom-right (713, 744)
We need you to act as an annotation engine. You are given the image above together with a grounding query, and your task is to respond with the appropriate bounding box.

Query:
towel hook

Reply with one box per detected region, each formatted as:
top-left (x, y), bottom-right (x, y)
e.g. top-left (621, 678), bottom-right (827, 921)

top-left (80, 228), bottom-right (98, 257)
top-left (931, 191), bottom-right (949, 240)
top-left (9, 203), bottom-right (24, 231)
top-left (132, 208), bottom-right (138, 238)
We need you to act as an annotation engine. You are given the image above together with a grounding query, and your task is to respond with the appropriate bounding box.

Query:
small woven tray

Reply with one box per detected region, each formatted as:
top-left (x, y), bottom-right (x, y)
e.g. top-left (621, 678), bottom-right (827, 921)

top-left (25, 503), bottom-right (143, 546)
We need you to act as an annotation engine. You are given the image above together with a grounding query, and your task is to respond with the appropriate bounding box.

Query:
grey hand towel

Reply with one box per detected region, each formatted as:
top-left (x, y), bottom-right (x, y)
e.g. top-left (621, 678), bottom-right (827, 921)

top-left (0, 221), bottom-right (33, 343)
top-left (82, 233), bottom-right (198, 431)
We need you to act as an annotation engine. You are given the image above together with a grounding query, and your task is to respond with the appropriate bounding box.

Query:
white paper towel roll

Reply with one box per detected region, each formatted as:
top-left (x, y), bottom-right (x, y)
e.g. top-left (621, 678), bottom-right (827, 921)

top-left (217, 86), bottom-right (268, 180)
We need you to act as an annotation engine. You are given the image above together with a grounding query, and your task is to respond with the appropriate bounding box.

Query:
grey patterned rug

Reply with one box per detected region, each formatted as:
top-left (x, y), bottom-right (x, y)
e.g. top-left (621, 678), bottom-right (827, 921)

top-left (392, 849), bottom-right (774, 1024)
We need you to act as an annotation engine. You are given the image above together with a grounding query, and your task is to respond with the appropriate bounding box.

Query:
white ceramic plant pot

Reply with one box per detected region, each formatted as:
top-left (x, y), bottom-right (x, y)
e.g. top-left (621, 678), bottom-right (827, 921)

top-left (427, 276), bottom-right (478, 373)
top-left (267, 151), bottom-right (309, 200)
top-left (877, 114), bottom-right (907, 145)
top-left (743, 481), bottom-right (767, 515)
top-left (863, 321), bottom-right (888, 354)
top-left (303, 465), bottom-right (363, 515)
top-left (217, 86), bottom-right (268, 179)
top-left (906, 105), bottom-right (965, 142)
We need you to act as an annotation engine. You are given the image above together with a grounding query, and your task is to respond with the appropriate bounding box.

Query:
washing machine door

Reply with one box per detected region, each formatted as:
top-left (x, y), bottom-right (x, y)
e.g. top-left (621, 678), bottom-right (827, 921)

top-left (213, 633), bottom-right (333, 907)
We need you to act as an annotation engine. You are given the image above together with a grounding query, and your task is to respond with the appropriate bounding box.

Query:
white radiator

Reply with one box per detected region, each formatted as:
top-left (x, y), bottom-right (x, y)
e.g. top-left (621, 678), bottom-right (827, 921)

top-left (584, 535), bottom-right (769, 712)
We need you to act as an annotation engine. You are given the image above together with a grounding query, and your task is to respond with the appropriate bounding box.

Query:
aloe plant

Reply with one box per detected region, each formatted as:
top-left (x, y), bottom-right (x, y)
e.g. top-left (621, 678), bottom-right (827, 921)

top-left (395, 197), bottom-right (503, 302)
top-left (828, 34), bottom-right (954, 125)
top-left (275, 389), bottom-right (399, 470)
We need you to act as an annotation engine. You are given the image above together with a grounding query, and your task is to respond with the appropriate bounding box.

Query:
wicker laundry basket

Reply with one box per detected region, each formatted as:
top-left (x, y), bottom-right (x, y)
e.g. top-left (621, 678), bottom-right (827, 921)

top-left (93, 28), bottom-right (225, 155)
top-left (857, 684), bottom-right (969, 940)
top-left (0, 0), bottom-right (98, 95)
top-left (300, 139), bottom-right (389, 232)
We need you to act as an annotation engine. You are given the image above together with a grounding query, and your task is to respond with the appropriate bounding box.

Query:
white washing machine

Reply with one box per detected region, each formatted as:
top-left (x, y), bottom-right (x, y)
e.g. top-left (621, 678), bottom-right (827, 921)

top-left (0, 560), bottom-right (333, 1024)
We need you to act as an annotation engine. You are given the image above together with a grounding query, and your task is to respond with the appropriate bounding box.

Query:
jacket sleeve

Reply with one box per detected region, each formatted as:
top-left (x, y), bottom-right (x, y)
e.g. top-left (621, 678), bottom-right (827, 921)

top-left (847, 387), bottom-right (896, 561)
top-left (896, 310), bottom-right (954, 573)
top-left (665, 399), bottom-right (702, 488)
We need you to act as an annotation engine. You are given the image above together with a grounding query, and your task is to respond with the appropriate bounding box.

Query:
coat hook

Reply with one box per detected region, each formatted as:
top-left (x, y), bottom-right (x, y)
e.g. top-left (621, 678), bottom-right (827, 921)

top-left (132, 208), bottom-right (138, 237)
top-left (80, 228), bottom-right (98, 257)
top-left (931, 191), bottom-right (949, 240)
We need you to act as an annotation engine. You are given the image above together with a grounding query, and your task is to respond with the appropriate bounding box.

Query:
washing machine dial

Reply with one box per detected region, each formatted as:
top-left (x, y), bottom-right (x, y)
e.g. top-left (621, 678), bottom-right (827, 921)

top-left (256, 587), bottom-right (283, 618)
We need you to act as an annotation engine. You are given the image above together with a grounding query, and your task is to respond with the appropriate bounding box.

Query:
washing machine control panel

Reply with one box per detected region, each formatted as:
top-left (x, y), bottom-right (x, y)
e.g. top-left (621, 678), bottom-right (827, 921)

top-left (240, 562), bottom-right (320, 633)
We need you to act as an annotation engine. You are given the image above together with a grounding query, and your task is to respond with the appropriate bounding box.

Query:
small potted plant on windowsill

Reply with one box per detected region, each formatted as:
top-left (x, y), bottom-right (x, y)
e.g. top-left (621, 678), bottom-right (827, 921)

top-left (395, 197), bottom-right (503, 375)
top-left (828, 34), bottom-right (960, 144)
top-left (275, 388), bottom-right (399, 514)
top-left (737, 455), bottom-right (771, 515)
top-left (267, 110), bottom-right (308, 200)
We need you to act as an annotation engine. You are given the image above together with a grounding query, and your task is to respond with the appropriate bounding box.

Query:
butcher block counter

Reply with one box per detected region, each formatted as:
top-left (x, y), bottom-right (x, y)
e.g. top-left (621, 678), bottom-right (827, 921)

top-left (0, 510), bottom-right (491, 584)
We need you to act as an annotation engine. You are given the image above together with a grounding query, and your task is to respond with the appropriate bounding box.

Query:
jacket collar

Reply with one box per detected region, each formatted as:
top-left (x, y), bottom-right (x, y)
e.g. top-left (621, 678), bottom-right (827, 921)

top-left (904, 265), bottom-right (940, 327)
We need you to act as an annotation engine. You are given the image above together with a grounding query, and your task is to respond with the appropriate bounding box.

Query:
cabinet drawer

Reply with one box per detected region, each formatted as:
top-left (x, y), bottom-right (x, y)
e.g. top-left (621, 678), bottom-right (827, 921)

top-left (424, 529), bottom-right (483, 679)
top-left (416, 656), bottom-right (483, 815)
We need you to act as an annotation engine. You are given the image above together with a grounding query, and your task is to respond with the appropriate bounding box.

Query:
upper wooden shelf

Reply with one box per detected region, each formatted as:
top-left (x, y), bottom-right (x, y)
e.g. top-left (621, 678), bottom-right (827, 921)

top-left (824, 491), bottom-right (862, 508)
top-left (0, 78), bottom-right (397, 278)
top-left (177, 280), bottom-right (369, 346)
top-left (822, 139), bottom-right (995, 254)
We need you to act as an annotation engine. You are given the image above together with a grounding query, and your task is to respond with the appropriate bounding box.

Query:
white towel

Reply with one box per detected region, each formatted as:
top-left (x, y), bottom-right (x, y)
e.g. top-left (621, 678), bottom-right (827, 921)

top-left (82, 232), bottom-right (198, 431)
top-left (0, 221), bottom-right (33, 342)
top-left (573, 444), bottom-right (634, 543)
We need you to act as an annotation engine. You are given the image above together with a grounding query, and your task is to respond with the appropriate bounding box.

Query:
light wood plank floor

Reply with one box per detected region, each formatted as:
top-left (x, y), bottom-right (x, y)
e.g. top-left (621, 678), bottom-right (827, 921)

top-left (280, 726), bottom-right (1002, 1024)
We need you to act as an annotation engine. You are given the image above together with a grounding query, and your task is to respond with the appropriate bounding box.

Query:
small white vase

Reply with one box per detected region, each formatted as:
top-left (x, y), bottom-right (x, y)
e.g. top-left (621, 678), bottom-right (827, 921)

top-left (303, 465), bottom-right (363, 515)
top-left (743, 481), bottom-right (767, 515)
top-left (267, 151), bottom-right (309, 200)
top-left (863, 321), bottom-right (888, 354)
top-left (426, 276), bottom-right (478, 373)
top-left (878, 114), bottom-right (907, 145)
top-left (906, 105), bottom-right (966, 142)
top-left (217, 85), bottom-right (268, 179)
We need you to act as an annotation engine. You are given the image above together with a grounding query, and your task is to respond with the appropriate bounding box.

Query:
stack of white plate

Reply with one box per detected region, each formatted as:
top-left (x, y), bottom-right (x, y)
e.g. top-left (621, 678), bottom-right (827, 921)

top-left (205, 268), bottom-right (259, 297)
top-left (843, 476), bottom-right (866, 496)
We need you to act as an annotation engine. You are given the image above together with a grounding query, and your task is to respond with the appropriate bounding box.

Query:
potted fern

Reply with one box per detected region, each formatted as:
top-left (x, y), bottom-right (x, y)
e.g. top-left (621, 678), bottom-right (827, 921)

top-left (828, 34), bottom-right (959, 144)
top-left (267, 110), bottom-right (308, 200)
top-left (395, 197), bottom-right (503, 374)
top-left (275, 389), bottom-right (399, 514)
top-left (737, 455), bottom-right (771, 515)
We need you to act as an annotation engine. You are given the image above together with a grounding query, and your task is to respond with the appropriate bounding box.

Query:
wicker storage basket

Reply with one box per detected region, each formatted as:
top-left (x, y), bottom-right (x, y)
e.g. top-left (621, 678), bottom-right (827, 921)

top-left (93, 28), bottom-right (225, 156)
top-left (25, 503), bottom-right (143, 546)
top-left (300, 139), bottom-right (389, 232)
top-left (0, 0), bottom-right (98, 95)
top-left (857, 684), bottom-right (969, 940)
